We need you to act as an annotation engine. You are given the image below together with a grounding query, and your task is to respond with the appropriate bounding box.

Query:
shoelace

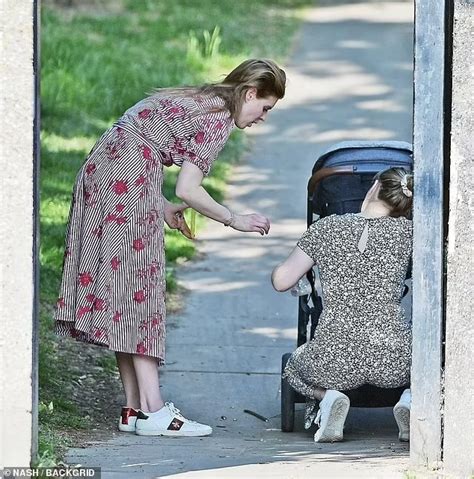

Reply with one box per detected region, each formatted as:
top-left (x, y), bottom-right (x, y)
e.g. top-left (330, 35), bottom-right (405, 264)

top-left (166, 402), bottom-right (197, 424)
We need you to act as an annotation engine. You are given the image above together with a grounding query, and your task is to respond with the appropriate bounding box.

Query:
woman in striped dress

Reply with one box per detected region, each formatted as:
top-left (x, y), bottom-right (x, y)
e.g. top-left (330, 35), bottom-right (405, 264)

top-left (54, 59), bottom-right (286, 436)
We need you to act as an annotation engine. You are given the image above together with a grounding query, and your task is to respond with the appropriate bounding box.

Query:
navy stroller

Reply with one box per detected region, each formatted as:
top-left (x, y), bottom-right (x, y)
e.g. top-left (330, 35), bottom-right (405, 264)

top-left (281, 140), bottom-right (413, 432)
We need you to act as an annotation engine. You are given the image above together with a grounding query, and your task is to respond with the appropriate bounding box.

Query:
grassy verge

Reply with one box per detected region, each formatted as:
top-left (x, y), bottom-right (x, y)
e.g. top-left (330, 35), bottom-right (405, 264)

top-left (39, 0), bottom-right (311, 464)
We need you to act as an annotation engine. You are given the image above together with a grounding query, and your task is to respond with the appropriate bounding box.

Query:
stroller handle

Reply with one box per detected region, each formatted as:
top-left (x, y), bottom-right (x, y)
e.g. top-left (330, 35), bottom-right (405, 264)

top-left (307, 163), bottom-right (407, 195)
top-left (307, 166), bottom-right (353, 195)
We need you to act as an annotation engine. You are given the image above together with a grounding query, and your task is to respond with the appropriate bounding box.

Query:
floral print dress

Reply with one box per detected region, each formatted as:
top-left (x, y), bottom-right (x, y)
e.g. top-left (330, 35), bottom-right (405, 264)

top-left (54, 94), bottom-right (234, 364)
top-left (284, 213), bottom-right (412, 416)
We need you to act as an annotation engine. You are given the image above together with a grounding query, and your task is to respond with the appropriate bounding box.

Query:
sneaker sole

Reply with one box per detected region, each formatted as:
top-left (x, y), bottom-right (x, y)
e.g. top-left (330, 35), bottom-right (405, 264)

top-left (135, 428), bottom-right (212, 437)
top-left (314, 396), bottom-right (350, 443)
top-left (118, 424), bottom-right (136, 433)
top-left (393, 404), bottom-right (410, 442)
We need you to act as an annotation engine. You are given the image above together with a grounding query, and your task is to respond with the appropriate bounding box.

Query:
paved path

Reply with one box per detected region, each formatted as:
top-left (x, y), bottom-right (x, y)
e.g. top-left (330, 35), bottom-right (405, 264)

top-left (67, 2), bottom-right (414, 477)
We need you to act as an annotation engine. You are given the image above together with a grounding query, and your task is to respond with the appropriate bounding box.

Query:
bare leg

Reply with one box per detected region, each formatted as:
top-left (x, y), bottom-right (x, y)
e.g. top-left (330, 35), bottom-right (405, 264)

top-left (313, 387), bottom-right (326, 400)
top-left (115, 352), bottom-right (140, 409)
top-left (132, 354), bottom-right (165, 413)
top-left (305, 387), bottom-right (327, 424)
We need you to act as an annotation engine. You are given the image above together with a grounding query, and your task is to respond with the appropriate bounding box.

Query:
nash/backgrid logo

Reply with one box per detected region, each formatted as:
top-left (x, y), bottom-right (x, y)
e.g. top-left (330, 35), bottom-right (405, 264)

top-left (1, 468), bottom-right (100, 478)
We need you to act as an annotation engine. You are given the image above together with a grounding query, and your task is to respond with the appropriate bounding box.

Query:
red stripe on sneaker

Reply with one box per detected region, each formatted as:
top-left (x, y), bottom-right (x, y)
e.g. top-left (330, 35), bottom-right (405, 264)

top-left (121, 407), bottom-right (138, 425)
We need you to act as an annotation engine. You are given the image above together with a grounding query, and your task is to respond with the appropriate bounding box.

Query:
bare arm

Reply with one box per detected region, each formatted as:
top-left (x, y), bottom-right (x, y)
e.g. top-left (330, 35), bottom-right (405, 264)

top-left (175, 161), bottom-right (231, 223)
top-left (271, 246), bottom-right (315, 292)
top-left (176, 161), bottom-right (270, 235)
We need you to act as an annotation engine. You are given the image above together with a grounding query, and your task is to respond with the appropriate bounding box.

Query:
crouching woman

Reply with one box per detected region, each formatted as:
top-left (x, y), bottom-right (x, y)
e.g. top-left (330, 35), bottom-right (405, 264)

top-left (272, 167), bottom-right (413, 443)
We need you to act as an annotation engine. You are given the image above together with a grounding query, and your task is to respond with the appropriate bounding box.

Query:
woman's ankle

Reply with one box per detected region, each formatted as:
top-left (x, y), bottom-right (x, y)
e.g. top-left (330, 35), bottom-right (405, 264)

top-left (140, 399), bottom-right (165, 413)
top-left (315, 387), bottom-right (327, 401)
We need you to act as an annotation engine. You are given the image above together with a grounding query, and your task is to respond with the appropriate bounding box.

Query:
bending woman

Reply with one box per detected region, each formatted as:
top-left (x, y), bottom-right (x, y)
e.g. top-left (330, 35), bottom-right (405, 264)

top-left (55, 59), bottom-right (286, 437)
top-left (272, 167), bottom-right (413, 443)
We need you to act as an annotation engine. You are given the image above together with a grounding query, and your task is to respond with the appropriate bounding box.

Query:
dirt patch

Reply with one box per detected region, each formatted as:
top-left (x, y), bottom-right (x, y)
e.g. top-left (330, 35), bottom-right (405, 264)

top-left (55, 337), bottom-right (122, 448)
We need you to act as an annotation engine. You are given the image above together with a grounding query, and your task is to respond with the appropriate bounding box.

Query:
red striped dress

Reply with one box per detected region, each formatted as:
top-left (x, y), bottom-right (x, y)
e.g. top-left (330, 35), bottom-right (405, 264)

top-left (54, 94), bottom-right (234, 363)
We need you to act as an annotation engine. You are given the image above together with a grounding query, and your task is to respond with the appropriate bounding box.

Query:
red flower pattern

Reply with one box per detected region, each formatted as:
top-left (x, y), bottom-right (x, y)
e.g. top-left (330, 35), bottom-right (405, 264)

top-left (79, 272), bottom-right (93, 287)
top-left (195, 131), bottom-right (205, 144)
top-left (77, 305), bottom-right (92, 319)
top-left (105, 212), bottom-right (127, 225)
top-left (142, 146), bottom-right (152, 161)
top-left (112, 180), bottom-right (128, 195)
top-left (136, 342), bottom-right (147, 354)
top-left (151, 314), bottom-right (161, 328)
top-left (135, 174), bottom-right (146, 186)
top-left (134, 290), bottom-right (146, 303)
top-left (92, 226), bottom-right (103, 237)
top-left (94, 329), bottom-right (104, 339)
top-left (57, 297), bottom-right (65, 309)
top-left (94, 298), bottom-right (106, 311)
top-left (172, 138), bottom-right (185, 155)
top-left (111, 256), bottom-right (121, 270)
top-left (106, 129), bottom-right (126, 162)
top-left (138, 109), bottom-right (151, 119)
top-left (113, 311), bottom-right (122, 322)
top-left (133, 238), bottom-right (145, 251)
top-left (85, 163), bottom-right (96, 175)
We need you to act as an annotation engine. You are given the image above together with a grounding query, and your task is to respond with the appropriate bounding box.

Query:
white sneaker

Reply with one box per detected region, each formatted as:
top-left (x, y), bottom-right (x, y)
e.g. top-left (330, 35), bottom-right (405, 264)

top-left (393, 388), bottom-right (411, 442)
top-left (118, 407), bottom-right (138, 432)
top-left (135, 402), bottom-right (212, 437)
top-left (313, 390), bottom-right (350, 443)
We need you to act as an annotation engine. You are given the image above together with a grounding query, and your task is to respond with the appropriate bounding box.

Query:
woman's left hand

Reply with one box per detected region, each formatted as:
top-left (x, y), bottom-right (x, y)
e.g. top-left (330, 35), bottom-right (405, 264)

top-left (164, 201), bottom-right (193, 239)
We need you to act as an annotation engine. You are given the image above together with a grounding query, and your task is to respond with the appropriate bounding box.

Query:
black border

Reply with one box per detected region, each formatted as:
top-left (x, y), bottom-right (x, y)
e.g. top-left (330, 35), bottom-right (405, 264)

top-left (31, 0), bottom-right (41, 463)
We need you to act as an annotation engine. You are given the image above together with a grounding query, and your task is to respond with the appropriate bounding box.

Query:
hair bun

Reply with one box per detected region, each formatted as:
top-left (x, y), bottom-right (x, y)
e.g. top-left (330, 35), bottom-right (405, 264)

top-left (400, 175), bottom-right (413, 198)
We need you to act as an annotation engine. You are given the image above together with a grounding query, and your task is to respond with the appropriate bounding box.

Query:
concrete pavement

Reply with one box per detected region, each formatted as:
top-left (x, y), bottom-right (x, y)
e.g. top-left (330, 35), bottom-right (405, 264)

top-left (66, 2), bottom-right (415, 477)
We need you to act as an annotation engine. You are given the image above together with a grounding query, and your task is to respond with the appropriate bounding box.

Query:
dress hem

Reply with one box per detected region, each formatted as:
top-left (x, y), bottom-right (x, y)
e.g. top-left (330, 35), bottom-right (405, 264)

top-left (55, 326), bottom-right (166, 365)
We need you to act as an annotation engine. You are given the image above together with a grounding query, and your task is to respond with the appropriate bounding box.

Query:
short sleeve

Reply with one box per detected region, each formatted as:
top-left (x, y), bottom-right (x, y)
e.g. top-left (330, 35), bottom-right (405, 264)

top-left (122, 94), bottom-right (234, 177)
top-left (296, 219), bottom-right (327, 263)
top-left (183, 113), bottom-right (233, 176)
top-left (296, 215), bottom-right (337, 263)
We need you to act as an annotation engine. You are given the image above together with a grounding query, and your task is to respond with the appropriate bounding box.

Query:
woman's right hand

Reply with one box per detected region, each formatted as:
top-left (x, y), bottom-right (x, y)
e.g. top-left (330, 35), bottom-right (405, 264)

top-left (163, 201), bottom-right (193, 239)
top-left (231, 213), bottom-right (270, 235)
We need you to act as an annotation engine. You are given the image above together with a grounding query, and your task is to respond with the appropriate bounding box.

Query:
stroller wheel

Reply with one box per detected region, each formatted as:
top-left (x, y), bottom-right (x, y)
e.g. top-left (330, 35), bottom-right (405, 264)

top-left (281, 352), bottom-right (295, 432)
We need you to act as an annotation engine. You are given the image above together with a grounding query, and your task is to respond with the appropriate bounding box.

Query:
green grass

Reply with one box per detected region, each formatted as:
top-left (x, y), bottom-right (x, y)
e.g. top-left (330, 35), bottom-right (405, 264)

top-left (40, 0), bottom-right (312, 463)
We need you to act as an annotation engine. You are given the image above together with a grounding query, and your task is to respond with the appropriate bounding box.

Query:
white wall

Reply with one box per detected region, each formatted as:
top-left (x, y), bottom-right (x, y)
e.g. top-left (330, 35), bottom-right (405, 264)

top-left (443, 1), bottom-right (474, 477)
top-left (0, 0), bottom-right (37, 467)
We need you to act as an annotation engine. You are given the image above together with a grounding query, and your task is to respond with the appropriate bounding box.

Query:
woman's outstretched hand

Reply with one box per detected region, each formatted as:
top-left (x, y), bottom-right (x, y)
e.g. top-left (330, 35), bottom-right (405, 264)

top-left (231, 213), bottom-right (270, 235)
top-left (164, 201), bottom-right (193, 239)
